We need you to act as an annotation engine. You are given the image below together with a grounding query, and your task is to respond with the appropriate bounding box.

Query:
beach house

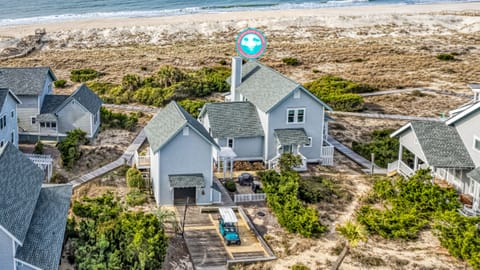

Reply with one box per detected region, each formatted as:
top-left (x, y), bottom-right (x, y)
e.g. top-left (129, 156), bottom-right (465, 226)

top-left (389, 84), bottom-right (480, 215)
top-left (0, 142), bottom-right (72, 270)
top-left (198, 57), bottom-right (334, 171)
top-left (144, 101), bottom-right (221, 206)
top-left (0, 88), bottom-right (21, 148)
top-left (0, 67), bottom-right (102, 142)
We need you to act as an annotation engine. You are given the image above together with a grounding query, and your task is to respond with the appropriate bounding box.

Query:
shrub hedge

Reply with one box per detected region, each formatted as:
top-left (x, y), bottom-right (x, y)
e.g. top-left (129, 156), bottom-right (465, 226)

top-left (70, 68), bottom-right (100, 82)
top-left (352, 129), bottom-right (400, 168)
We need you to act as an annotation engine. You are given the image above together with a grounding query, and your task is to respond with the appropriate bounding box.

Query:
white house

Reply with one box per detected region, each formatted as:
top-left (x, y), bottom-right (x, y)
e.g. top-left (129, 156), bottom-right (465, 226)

top-left (0, 88), bottom-right (21, 148)
top-left (0, 67), bottom-right (102, 142)
top-left (0, 142), bottom-right (72, 270)
top-left (144, 101), bottom-right (222, 205)
top-left (198, 57), bottom-right (334, 171)
top-left (389, 84), bottom-right (480, 216)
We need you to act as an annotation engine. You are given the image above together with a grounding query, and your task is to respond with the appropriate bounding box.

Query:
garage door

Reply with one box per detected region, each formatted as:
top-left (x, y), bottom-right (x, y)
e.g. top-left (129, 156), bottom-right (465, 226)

top-left (174, 187), bottom-right (196, 205)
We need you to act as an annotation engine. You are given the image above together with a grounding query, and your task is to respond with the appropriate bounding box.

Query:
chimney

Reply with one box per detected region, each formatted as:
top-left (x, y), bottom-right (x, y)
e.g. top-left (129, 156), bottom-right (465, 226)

top-left (470, 84), bottom-right (480, 102)
top-left (230, 56), bottom-right (242, 102)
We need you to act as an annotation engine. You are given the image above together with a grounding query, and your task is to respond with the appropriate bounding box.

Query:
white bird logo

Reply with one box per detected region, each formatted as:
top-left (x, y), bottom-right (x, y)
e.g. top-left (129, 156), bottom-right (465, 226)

top-left (240, 33), bottom-right (262, 54)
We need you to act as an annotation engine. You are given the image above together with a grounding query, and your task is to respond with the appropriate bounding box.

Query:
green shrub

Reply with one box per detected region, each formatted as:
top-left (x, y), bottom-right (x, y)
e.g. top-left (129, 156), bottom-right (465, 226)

top-left (357, 170), bottom-right (460, 240)
top-left (298, 177), bottom-right (345, 203)
top-left (33, 140), bottom-right (44, 154)
top-left (126, 167), bottom-right (145, 189)
top-left (436, 53), bottom-right (455, 61)
top-left (126, 188), bottom-right (148, 206)
top-left (304, 75), bottom-right (376, 112)
top-left (352, 129), bottom-right (401, 168)
top-left (56, 129), bottom-right (87, 169)
top-left (291, 263), bottom-right (310, 270)
top-left (178, 99), bottom-right (211, 118)
top-left (69, 193), bottom-right (168, 269)
top-left (282, 57), bottom-right (300, 66)
top-left (100, 107), bottom-right (138, 131)
top-left (54, 79), bottom-right (67, 88)
top-left (225, 179), bottom-right (236, 192)
top-left (70, 68), bottom-right (100, 82)
top-left (50, 173), bottom-right (68, 184)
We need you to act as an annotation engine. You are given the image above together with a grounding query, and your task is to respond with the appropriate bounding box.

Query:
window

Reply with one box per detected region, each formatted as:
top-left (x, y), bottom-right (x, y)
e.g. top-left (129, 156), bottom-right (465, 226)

top-left (474, 137), bottom-right (480, 151)
top-left (0, 140), bottom-right (3, 147)
top-left (304, 137), bottom-right (312, 147)
top-left (40, 122), bottom-right (46, 128)
top-left (287, 108), bottom-right (306, 124)
top-left (52, 122), bottom-right (57, 128)
top-left (227, 138), bottom-right (234, 148)
top-left (0, 115), bottom-right (4, 129)
top-left (183, 126), bottom-right (189, 136)
top-left (11, 131), bottom-right (14, 144)
top-left (31, 117), bottom-right (36, 125)
top-left (11, 110), bottom-right (14, 118)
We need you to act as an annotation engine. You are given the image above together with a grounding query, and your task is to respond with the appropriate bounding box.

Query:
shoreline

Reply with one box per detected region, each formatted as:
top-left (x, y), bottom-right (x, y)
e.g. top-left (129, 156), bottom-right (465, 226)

top-left (1, 2), bottom-right (480, 38)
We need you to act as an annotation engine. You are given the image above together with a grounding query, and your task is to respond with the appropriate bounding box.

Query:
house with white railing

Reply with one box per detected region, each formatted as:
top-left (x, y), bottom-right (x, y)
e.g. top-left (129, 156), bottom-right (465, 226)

top-left (198, 57), bottom-right (334, 171)
top-left (388, 84), bottom-right (480, 216)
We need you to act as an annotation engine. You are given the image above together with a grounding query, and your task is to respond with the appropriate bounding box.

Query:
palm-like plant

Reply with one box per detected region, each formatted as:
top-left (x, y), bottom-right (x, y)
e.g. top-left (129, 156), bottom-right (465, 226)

top-left (332, 220), bottom-right (367, 270)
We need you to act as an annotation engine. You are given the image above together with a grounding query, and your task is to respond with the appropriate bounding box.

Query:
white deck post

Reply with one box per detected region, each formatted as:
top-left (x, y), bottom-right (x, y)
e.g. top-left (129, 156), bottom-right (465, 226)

top-left (230, 159), bottom-right (233, 179)
top-left (398, 144), bottom-right (403, 171)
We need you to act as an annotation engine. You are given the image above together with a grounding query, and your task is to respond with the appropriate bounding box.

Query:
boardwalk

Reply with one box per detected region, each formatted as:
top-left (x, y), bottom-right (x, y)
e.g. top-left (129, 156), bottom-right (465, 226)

top-left (104, 103), bottom-right (158, 113)
top-left (69, 129), bottom-right (147, 188)
top-left (360, 87), bottom-right (472, 98)
top-left (327, 137), bottom-right (386, 174)
top-left (329, 111), bottom-right (443, 122)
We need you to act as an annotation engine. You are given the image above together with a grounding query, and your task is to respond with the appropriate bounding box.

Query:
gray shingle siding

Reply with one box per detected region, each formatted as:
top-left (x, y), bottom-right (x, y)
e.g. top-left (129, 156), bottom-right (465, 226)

top-left (0, 142), bottom-right (44, 243)
top-left (15, 184), bottom-right (72, 270)
top-left (0, 67), bottom-right (56, 96)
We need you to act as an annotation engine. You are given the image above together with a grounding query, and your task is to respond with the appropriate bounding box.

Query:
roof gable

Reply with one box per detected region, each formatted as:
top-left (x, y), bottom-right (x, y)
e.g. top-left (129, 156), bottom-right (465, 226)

top-left (0, 142), bottom-right (44, 244)
top-left (70, 84), bottom-right (103, 114)
top-left (201, 101), bottom-right (264, 138)
top-left (145, 101), bottom-right (218, 153)
top-left (0, 88), bottom-right (21, 112)
top-left (15, 184), bottom-right (72, 270)
top-left (0, 67), bottom-right (56, 96)
top-left (393, 121), bottom-right (474, 168)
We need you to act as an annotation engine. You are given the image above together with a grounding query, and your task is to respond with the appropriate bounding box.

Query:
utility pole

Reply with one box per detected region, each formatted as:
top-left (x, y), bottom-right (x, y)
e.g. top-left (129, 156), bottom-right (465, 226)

top-left (181, 196), bottom-right (189, 238)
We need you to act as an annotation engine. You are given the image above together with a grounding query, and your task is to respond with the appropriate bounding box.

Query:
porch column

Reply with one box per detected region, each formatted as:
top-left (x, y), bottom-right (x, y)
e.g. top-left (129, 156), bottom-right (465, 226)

top-left (230, 159), bottom-right (234, 179)
top-left (414, 156), bottom-right (419, 171)
top-left (223, 159), bottom-right (227, 179)
top-left (398, 144), bottom-right (403, 170)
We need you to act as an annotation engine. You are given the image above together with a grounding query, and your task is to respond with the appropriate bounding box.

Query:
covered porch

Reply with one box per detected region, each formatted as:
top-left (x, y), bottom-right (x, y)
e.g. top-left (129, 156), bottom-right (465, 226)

top-left (460, 168), bottom-right (480, 216)
top-left (269, 128), bottom-right (310, 171)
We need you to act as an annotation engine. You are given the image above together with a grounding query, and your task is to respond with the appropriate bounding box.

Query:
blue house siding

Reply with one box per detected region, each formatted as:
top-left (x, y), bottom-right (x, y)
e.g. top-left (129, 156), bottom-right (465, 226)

top-left (266, 87), bottom-right (325, 162)
top-left (156, 126), bottom-right (214, 205)
top-left (0, 229), bottom-right (14, 270)
top-left (218, 136), bottom-right (264, 160)
top-left (0, 94), bottom-right (19, 147)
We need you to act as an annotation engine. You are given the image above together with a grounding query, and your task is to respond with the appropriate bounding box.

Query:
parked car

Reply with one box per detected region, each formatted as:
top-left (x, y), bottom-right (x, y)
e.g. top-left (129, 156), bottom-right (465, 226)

top-left (238, 172), bottom-right (254, 186)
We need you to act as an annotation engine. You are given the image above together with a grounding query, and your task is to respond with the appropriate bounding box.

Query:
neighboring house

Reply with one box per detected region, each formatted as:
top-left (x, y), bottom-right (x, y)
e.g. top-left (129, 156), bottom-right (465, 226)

top-left (0, 67), bottom-right (102, 142)
top-left (389, 84), bottom-right (480, 215)
top-left (198, 57), bottom-right (334, 170)
top-left (0, 142), bottom-right (72, 270)
top-left (0, 88), bottom-right (21, 148)
top-left (144, 101), bottom-right (221, 206)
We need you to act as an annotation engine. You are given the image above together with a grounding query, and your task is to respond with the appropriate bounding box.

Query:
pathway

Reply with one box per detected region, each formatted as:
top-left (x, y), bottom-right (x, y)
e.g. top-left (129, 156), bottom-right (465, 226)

top-left (327, 136), bottom-right (386, 174)
top-left (69, 129), bottom-right (147, 188)
top-left (329, 111), bottom-right (443, 122)
top-left (104, 103), bottom-right (158, 113)
top-left (360, 87), bottom-right (472, 98)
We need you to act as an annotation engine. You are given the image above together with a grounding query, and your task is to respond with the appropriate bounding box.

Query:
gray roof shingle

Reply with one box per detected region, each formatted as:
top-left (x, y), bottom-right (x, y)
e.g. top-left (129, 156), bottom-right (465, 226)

top-left (69, 84), bottom-right (103, 114)
top-left (467, 167), bottom-right (480, 183)
top-left (169, 174), bottom-right (205, 188)
top-left (274, 128), bottom-right (310, 145)
top-left (15, 184), bottom-right (72, 270)
top-left (201, 102), bottom-right (264, 138)
top-left (40, 95), bottom-right (69, 114)
top-left (0, 67), bottom-right (56, 96)
top-left (410, 121), bottom-right (474, 168)
top-left (228, 61), bottom-right (331, 112)
top-left (145, 101), bottom-right (218, 153)
top-left (0, 142), bottom-right (44, 243)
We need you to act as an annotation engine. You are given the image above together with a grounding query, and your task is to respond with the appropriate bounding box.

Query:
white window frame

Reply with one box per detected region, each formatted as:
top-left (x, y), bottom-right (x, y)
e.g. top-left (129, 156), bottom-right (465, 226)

top-left (474, 136), bottom-right (480, 152)
top-left (183, 126), bottom-right (189, 136)
top-left (286, 108), bottom-right (306, 124)
top-left (227, 137), bottom-right (234, 148)
top-left (11, 131), bottom-right (14, 144)
top-left (304, 137), bottom-right (312, 147)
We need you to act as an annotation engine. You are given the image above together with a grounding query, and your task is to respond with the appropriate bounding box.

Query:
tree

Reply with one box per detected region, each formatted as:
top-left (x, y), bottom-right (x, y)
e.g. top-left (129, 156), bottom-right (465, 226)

top-left (126, 167), bottom-right (145, 189)
top-left (332, 221), bottom-right (367, 270)
top-left (57, 129), bottom-right (87, 169)
top-left (33, 140), bottom-right (44, 154)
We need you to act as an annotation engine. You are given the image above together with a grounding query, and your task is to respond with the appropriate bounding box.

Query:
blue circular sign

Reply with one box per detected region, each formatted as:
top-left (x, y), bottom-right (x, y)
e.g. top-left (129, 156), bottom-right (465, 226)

top-left (236, 28), bottom-right (267, 60)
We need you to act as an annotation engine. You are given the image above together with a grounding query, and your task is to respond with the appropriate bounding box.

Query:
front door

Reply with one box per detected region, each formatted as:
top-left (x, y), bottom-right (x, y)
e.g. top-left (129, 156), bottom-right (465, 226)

top-left (283, 145), bottom-right (292, 153)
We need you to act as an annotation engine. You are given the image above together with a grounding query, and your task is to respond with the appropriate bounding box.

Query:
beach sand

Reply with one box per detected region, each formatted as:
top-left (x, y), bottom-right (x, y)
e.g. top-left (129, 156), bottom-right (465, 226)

top-left (1, 3), bottom-right (480, 269)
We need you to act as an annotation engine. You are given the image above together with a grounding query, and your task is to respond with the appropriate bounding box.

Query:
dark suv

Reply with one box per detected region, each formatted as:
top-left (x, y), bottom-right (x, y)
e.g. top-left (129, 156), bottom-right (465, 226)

top-left (238, 173), bottom-right (254, 186)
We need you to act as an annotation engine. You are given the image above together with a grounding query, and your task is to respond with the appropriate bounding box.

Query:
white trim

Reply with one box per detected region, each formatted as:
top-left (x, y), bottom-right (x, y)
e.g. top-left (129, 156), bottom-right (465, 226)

top-left (446, 101), bottom-right (480, 126)
top-left (286, 107), bottom-right (306, 124)
top-left (13, 239), bottom-right (16, 270)
top-left (473, 136), bottom-right (480, 153)
top-left (0, 224), bottom-right (21, 245)
top-left (304, 137), bottom-right (313, 147)
top-left (391, 122), bottom-right (412, 138)
top-left (14, 258), bottom-right (43, 270)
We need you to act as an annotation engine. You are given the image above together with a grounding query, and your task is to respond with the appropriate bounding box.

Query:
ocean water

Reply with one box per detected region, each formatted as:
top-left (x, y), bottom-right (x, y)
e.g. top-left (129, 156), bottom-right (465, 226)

top-left (0, 0), bottom-right (473, 26)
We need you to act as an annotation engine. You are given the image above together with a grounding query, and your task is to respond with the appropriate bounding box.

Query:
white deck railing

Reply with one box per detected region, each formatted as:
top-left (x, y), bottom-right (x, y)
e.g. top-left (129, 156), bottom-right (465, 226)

top-left (133, 151), bottom-right (150, 169)
top-left (398, 160), bottom-right (414, 177)
top-left (24, 153), bottom-right (53, 181)
top-left (321, 143), bottom-right (334, 166)
top-left (387, 160), bottom-right (398, 174)
top-left (234, 193), bottom-right (266, 203)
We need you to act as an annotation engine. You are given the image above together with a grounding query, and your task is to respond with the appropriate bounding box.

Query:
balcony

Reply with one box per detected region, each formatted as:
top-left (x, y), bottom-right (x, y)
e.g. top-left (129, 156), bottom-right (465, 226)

top-left (133, 151), bottom-right (150, 169)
